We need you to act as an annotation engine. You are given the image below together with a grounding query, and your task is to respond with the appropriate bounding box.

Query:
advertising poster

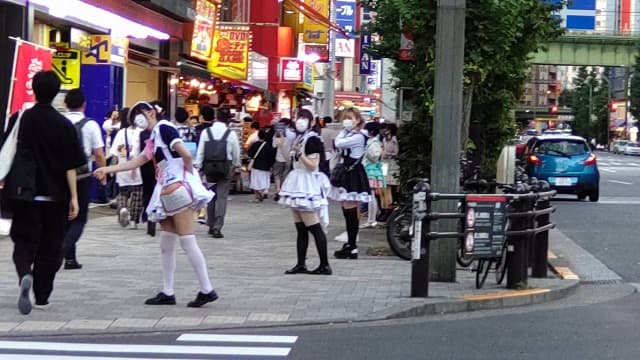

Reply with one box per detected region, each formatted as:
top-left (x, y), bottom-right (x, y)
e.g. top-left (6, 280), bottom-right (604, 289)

top-left (464, 196), bottom-right (507, 259)
top-left (335, 0), bottom-right (356, 39)
top-left (281, 58), bottom-right (304, 83)
top-left (209, 26), bottom-right (251, 80)
top-left (302, 0), bottom-right (329, 44)
top-left (190, 0), bottom-right (218, 60)
top-left (82, 35), bottom-right (111, 64)
top-left (8, 40), bottom-right (53, 115)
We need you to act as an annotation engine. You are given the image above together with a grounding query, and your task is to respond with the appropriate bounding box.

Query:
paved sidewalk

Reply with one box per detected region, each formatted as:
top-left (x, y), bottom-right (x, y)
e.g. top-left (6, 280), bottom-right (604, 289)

top-left (0, 195), bottom-right (577, 335)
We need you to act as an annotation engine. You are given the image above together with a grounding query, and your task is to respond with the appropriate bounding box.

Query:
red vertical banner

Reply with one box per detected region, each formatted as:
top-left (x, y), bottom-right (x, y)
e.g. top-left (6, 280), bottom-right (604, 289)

top-left (8, 40), bottom-right (53, 115)
top-left (620, 0), bottom-right (631, 34)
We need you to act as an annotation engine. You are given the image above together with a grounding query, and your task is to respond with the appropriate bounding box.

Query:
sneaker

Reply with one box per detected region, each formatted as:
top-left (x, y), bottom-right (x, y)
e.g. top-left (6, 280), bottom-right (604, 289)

top-left (144, 292), bottom-right (176, 305)
top-left (118, 208), bottom-right (130, 228)
top-left (187, 290), bottom-right (218, 308)
top-left (18, 275), bottom-right (33, 315)
top-left (197, 216), bottom-right (207, 225)
top-left (359, 221), bottom-right (377, 229)
top-left (210, 229), bottom-right (224, 238)
top-left (334, 244), bottom-right (358, 259)
top-left (64, 259), bottom-right (83, 270)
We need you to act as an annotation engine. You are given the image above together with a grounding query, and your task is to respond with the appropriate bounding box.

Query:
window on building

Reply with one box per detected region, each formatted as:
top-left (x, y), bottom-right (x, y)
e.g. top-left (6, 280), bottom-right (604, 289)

top-left (220, 0), bottom-right (250, 22)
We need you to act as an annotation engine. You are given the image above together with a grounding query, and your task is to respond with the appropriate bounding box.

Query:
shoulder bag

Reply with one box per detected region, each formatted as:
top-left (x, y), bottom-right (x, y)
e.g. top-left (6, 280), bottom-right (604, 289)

top-left (247, 141), bottom-right (267, 172)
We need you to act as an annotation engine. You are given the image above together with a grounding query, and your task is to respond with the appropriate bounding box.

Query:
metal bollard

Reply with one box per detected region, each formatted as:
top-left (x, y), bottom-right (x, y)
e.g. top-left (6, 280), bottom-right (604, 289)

top-left (506, 197), bottom-right (529, 289)
top-left (532, 196), bottom-right (551, 278)
top-left (410, 180), bottom-right (431, 297)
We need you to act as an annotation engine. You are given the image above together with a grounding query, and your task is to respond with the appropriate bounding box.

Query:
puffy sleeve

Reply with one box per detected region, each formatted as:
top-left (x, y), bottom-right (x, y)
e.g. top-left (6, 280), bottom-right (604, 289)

top-left (304, 136), bottom-right (323, 159)
top-left (159, 124), bottom-right (182, 150)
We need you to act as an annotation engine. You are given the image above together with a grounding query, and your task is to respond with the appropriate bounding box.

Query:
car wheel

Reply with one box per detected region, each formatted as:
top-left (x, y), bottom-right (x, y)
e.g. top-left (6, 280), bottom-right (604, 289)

top-left (577, 192), bottom-right (587, 200)
top-left (589, 188), bottom-right (599, 202)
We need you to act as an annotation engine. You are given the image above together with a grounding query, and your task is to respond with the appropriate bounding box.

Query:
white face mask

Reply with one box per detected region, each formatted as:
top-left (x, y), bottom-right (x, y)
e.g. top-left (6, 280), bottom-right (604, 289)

top-left (343, 119), bottom-right (354, 131)
top-left (295, 118), bottom-right (309, 133)
top-left (134, 114), bottom-right (149, 129)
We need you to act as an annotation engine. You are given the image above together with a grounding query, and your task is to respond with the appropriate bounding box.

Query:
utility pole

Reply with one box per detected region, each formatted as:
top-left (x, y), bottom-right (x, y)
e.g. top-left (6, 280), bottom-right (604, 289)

top-left (321, 1), bottom-right (337, 119)
top-left (429, 0), bottom-right (466, 282)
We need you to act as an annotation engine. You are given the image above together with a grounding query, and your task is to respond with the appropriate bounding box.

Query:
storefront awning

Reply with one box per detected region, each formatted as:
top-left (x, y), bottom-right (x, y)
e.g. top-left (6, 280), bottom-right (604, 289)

top-left (284, 0), bottom-right (349, 38)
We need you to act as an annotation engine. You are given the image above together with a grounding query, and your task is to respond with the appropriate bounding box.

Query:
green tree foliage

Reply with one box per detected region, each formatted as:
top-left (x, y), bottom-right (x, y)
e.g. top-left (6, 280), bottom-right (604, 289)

top-left (361, 0), bottom-right (563, 184)
top-left (630, 50), bottom-right (640, 121)
top-left (565, 66), bottom-right (610, 144)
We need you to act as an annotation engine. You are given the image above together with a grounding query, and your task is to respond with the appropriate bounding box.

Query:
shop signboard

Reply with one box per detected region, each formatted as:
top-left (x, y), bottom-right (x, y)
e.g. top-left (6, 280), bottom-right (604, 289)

top-left (52, 50), bottom-right (81, 90)
top-left (302, 0), bottom-right (329, 44)
top-left (208, 25), bottom-right (251, 80)
top-left (335, 0), bottom-right (356, 39)
top-left (246, 51), bottom-right (269, 90)
top-left (8, 39), bottom-right (53, 115)
top-left (82, 35), bottom-right (111, 64)
top-left (304, 44), bottom-right (329, 63)
top-left (335, 38), bottom-right (355, 58)
top-left (359, 33), bottom-right (372, 75)
top-left (463, 195), bottom-right (507, 259)
top-left (110, 37), bottom-right (129, 65)
top-left (281, 58), bottom-right (304, 83)
top-left (190, 0), bottom-right (218, 60)
top-left (299, 62), bottom-right (314, 91)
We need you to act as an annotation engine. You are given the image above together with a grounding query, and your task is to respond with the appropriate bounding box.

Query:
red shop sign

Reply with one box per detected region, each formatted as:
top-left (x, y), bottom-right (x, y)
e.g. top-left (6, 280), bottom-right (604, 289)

top-left (280, 58), bottom-right (304, 83)
top-left (8, 39), bottom-right (53, 115)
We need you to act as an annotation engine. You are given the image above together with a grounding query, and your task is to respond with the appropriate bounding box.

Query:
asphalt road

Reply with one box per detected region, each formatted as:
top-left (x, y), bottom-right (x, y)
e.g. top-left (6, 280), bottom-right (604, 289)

top-left (551, 151), bottom-right (640, 282)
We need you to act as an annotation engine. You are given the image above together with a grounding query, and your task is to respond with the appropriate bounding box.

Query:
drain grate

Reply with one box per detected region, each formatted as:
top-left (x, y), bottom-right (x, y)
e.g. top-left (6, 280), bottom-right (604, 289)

top-left (580, 279), bottom-right (622, 285)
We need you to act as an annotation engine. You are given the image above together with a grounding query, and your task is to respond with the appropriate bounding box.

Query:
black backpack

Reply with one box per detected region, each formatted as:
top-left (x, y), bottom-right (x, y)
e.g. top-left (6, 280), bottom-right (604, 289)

top-left (74, 118), bottom-right (91, 178)
top-left (203, 128), bottom-right (232, 182)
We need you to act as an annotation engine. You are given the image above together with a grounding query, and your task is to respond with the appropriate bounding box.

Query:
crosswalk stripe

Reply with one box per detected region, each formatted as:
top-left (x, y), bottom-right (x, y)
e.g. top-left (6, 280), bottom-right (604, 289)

top-left (0, 341), bottom-right (291, 357)
top-left (600, 168), bottom-right (616, 173)
top-left (177, 334), bottom-right (298, 344)
top-left (0, 356), bottom-right (186, 360)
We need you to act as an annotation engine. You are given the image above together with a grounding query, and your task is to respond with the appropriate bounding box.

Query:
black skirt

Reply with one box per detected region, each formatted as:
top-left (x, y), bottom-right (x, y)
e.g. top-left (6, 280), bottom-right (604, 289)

top-left (341, 157), bottom-right (370, 195)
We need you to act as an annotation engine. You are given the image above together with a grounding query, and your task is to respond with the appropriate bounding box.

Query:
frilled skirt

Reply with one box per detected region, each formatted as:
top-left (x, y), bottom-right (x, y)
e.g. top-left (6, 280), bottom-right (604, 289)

top-left (278, 168), bottom-right (331, 227)
top-left (146, 169), bottom-right (214, 222)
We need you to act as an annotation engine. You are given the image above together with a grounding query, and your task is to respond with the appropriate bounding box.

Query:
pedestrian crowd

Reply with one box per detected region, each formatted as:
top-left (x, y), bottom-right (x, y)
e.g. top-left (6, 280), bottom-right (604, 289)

top-left (0, 70), bottom-right (401, 315)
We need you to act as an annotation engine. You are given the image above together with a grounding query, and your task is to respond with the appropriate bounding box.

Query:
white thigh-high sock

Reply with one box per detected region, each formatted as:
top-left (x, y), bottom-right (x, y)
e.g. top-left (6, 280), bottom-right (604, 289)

top-left (179, 235), bottom-right (214, 293)
top-left (368, 192), bottom-right (378, 224)
top-left (159, 231), bottom-right (178, 296)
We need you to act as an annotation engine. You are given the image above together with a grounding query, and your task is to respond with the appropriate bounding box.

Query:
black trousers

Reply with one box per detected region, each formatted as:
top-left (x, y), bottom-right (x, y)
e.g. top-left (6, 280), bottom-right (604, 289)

top-left (10, 200), bottom-right (68, 304)
top-left (64, 177), bottom-right (90, 261)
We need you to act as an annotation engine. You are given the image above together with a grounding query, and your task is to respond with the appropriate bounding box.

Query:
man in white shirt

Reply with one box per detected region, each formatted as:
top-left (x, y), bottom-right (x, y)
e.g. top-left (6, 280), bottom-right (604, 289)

top-left (195, 107), bottom-right (241, 238)
top-left (62, 89), bottom-right (106, 270)
top-left (109, 121), bottom-right (143, 229)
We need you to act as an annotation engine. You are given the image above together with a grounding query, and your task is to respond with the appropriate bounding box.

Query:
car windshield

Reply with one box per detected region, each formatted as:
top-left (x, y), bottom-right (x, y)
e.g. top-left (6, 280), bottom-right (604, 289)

top-left (628, 142), bottom-right (640, 147)
top-left (618, 141), bottom-right (628, 146)
top-left (534, 139), bottom-right (589, 156)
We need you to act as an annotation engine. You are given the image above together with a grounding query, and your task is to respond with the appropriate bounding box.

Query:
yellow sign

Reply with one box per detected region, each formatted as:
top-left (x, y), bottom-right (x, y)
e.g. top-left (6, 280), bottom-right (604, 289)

top-left (52, 50), bottom-right (81, 90)
top-left (208, 26), bottom-right (251, 80)
top-left (191, 0), bottom-right (218, 60)
top-left (82, 35), bottom-right (111, 64)
top-left (302, 0), bottom-right (329, 44)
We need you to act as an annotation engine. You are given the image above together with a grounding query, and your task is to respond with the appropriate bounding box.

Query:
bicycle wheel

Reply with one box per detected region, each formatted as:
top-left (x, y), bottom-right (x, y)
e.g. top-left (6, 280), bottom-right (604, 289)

top-left (386, 206), bottom-right (412, 260)
top-left (495, 242), bottom-right (508, 285)
top-left (457, 241), bottom-right (474, 268)
top-left (475, 259), bottom-right (492, 289)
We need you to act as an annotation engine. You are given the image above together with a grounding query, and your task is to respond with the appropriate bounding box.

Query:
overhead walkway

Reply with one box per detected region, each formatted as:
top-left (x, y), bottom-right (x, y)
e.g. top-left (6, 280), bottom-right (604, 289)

top-left (532, 34), bottom-right (640, 66)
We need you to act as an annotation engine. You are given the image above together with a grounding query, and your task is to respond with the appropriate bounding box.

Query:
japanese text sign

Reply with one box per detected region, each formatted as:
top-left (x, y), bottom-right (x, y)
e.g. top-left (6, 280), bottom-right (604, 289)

top-left (281, 58), bottom-right (304, 83)
top-left (303, 0), bottom-right (329, 44)
top-left (9, 40), bottom-right (53, 115)
top-left (209, 26), bottom-right (251, 80)
top-left (335, 0), bottom-right (356, 39)
top-left (190, 0), bottom-right (218, 60)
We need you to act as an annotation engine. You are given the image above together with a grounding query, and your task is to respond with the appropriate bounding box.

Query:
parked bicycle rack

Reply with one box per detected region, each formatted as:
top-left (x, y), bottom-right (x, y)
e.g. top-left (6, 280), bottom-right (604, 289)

top-left (410, 179), bottom-right (556, 297)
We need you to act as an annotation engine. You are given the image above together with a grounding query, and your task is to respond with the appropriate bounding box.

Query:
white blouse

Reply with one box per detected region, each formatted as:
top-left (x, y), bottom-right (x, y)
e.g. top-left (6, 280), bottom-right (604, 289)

top-left (334, 130), bottom-right (367, 159)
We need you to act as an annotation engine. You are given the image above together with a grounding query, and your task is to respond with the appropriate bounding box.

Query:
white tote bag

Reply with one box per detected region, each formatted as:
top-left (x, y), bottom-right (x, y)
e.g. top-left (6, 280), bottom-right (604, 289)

top-left (0, 111), bottom-right (23, 183)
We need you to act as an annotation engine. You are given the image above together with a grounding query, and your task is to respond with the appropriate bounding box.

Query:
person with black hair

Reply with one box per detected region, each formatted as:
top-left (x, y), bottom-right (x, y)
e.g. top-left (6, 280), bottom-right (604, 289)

top-left (360, 121), bottom-right (385, 228)
top-left (95, 101), bottom-right (218, 308)
top-left (248, 129), bottom-right (276, 202)
top-left (4, 71), bottom-right (86, 314)
top-left (279, 109), bottom-right (332, 275)
top-left (62, 88), bottom-right (107, 270)
top-left (194, 106), bottom-right (215, 144)
top-left (109, 107), bottom-right (144, 230)
top-left (244, 121), bottom-right (261, 150)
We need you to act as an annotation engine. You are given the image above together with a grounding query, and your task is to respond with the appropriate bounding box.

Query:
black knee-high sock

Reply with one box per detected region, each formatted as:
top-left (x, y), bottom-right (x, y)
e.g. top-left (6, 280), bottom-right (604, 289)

top-left (295, 222), bottom-right (309, 266)
top-left (308, 223), bottom-right (329, 266)
top-left (342, 207), bottom-right (359, 248)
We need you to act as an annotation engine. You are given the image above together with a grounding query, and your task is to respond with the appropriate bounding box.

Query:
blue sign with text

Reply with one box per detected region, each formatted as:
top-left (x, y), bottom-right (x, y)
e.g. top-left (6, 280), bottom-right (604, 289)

top-left (336, 0), bottom-right (356, 39)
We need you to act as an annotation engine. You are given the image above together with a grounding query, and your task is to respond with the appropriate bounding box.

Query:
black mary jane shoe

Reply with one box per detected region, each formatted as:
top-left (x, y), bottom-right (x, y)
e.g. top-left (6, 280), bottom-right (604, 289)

top-left (309, 265), bottom-right (332, 275)
top-left (284, 264), bottom-right (309, 274)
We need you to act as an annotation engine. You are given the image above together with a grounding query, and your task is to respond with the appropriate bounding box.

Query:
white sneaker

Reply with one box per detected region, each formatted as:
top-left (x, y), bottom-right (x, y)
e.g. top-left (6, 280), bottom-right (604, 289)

top-left (118, 208), bottom-right (130, 228)
top-left (334, 232), bottom-right (359, 243)
top-left (359, 221), bottom-right (378, 229)
top-left (127, 221), bottom-right (138, 230)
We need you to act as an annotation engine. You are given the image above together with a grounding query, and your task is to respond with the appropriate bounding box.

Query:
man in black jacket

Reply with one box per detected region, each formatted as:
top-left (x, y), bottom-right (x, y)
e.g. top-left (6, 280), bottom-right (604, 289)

top-left (5, 71), bottom-right (86, 315)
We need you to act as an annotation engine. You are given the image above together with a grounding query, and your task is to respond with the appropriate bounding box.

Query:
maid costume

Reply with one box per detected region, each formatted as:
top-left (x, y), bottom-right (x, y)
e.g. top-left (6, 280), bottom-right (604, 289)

top-left (329, 130), bottom-right (371, 202)
top-left (278, 131), bottom-right (332, 227)
top-left (144, 120), bottom-right (214, 222)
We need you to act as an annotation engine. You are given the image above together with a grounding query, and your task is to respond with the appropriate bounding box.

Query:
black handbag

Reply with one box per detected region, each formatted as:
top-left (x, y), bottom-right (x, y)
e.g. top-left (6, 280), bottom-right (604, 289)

top-left (330, 155), bottom-right (362, 187)
top-left (2, 147), bottom-right (36, 204)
